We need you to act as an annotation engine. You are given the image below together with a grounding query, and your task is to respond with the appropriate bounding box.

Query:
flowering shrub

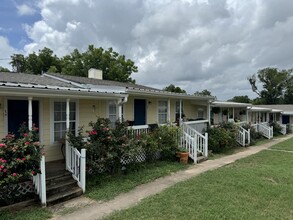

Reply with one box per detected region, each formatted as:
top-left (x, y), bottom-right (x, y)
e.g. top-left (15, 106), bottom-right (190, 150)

top-left (0, 123), bottom-right (42, 205)
top-left (68, 118), bottom-right (181, 176)
top-left (68, 118), bottom-right (141, 175)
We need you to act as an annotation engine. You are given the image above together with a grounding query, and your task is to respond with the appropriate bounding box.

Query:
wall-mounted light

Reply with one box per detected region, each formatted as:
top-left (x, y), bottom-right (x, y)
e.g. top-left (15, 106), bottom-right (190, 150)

top-left (148, 101), bottom-right (152, 104)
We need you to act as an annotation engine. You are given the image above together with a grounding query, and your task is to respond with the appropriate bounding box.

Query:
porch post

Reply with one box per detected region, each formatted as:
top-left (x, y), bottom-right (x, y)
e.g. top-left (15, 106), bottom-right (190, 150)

top-left (207, 101), bottom-right (211, 125)
top-left (28, 97), bottom-right (33, 131)
top-left (232, 108), bottom-right (235, 120)
top-left (179, 100), bottom-right (182, 126)
top-left (246, 108), bottom-right (249, 123)
top-left (65, 99), bottom-right (70, 171)
top-left (118, 104), bottom-right (122, 122)
top-left (167, 98), bottom-right (171, 123)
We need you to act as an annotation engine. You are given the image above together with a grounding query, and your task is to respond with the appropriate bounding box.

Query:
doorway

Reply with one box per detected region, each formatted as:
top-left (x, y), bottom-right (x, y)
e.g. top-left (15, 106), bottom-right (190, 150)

top-left (134, 99), bottom-right (146, 125)
top-left (8, 100), bottom-right (39, 137)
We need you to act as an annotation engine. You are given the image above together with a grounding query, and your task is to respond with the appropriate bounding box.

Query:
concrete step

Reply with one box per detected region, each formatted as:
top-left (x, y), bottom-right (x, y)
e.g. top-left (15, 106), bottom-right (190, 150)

top-left (46, 172), bottom-right (72, 185)
top-left (197, 155), bottom-right (208, 163)
top-left (46, 186), bottom-right (83, 206)
top-left (46, 178), bottom-right (78, 197)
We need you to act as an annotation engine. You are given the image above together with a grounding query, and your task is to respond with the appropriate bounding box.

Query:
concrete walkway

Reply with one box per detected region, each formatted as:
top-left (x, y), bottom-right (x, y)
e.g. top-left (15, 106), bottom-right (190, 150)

top-left (51, 134), bottom-right (293, 220)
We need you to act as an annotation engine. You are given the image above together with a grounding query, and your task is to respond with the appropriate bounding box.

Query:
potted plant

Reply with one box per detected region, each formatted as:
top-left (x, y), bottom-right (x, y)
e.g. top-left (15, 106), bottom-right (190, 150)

top-left (176, 147), bottom-right (189, 164)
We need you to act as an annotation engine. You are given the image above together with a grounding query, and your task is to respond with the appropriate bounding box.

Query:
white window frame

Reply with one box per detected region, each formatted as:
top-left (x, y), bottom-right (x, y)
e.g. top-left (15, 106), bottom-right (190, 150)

top-left (158, 100), bottom-right (168, 124)
top-left (197, 108), bottom-right (204, 119)
top-left (50, 99), bottom-right (79, 144)
top-left (107, 101), bottom-right (118, 127)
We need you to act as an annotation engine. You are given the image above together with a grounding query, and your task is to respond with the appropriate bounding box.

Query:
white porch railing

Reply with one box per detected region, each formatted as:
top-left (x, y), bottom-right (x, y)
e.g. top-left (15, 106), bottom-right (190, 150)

top-left (128, 125), bottom-right (150, 138)
top-left (236, 126), bottom-right (250, 147)
top-left (33, 155), bottom-right (46, 206)
top-left (252, 123), bottom-right (273, 139)
top-left (180, 122), bottom-right (208, 164)
top-left (66, 142), bottom-right (86, 192)
top-left (184, 120), bottom-right (209, 134)
top-left (277, 122), bottom-right (286, 135)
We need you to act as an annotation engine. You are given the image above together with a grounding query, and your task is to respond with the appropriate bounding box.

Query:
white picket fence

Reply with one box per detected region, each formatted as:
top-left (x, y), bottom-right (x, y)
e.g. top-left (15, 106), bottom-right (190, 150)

top-left (252, 123), bottom-right (273, 139)
top-left (32, 155), bottom-right (46, 206)
top-left (66, 142), bottom-right (86, 192)
top-left (236, 126), bottom-right (250, 147)
top-left (180, 122), bottom-right (208, 163)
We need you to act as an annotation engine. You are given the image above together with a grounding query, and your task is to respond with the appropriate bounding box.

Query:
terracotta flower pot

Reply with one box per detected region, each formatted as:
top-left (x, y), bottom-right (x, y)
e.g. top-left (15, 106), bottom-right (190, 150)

top-left (177, 152), bottom-right (189, 164)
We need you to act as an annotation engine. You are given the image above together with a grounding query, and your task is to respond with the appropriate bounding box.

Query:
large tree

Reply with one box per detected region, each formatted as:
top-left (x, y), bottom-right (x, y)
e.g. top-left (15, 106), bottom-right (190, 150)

top-left (0, 66), bottom-right (10, 72)
top-left (194, 89), bottom-right (212, 96)
top-left (61, 45), bottom-right (137, 83)
top-left (10, 54), bottom-right (26, 72)
top-left (228, 95), bottom-right (251, 103)
top-left (248, 67), bottom-right (292, 104)
top-left (9, 45), bottom-right (137, 83)
top-left (163, 84), bottom-right (186, 93)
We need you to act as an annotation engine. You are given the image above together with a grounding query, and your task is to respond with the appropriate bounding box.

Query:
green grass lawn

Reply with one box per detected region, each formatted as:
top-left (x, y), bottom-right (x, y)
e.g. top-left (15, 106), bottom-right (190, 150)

top-left (270, 137), bottom-right (293, 151)
top-left (86, 161), bottom-right (189, 201)
top-left (0, 207), bottom-right (52, 220)
top-left (106, 138), bottom-right (293, 220)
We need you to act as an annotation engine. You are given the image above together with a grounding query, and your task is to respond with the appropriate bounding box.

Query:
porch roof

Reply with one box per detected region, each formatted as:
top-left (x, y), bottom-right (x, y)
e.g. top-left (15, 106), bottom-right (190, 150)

top-left (0, 72), bottom-right (127, 99)
top-left (256, 105), bottom-right (293, 115)
top-left (248, 106), bottom-right (272, 112)
top-left (211, 101), bottom-right (252, 108)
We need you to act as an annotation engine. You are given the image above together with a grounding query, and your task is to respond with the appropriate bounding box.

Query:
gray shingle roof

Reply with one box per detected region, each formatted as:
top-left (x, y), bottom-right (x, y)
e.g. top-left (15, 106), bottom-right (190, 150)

top-left (46, 72), bottom-right (161, 91)
top-left (0, 72), bottom-right (79, 88)
top-left (256, 105), bottom-right (293, 112)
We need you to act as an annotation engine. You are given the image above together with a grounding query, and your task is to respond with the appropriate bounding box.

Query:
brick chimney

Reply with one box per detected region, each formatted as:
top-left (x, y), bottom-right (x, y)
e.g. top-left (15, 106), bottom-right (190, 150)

top-left (88, 68), bottom-right (103, 80)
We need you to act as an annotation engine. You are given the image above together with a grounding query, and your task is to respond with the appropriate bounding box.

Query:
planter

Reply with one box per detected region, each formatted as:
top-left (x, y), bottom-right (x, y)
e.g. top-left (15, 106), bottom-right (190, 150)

top-left (176, 152), bottom-right (189, 164)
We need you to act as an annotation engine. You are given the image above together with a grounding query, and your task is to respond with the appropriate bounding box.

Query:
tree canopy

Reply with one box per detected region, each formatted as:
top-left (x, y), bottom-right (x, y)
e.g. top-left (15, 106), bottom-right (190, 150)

top-left (0, 66), bottom-right (10, 72)
top-left (248, 67), bottom-right (293, 104)
top-left (163, 84), bottom-right (186, 93)
top-left (228, 95), bottom-right (251, 103)
top-left (9, 45), bottom-right (138, 83)
top-left (194, 89), bottom-right (212, 96)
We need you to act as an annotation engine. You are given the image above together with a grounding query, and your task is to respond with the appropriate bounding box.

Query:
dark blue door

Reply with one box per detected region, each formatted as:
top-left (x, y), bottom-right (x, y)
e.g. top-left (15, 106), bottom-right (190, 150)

top-left (8, 100), bottom-right (39, 137)
top-left (282, 115), bottom-right (290, 124)
top-left (134, 99), bottom-right (146, 125)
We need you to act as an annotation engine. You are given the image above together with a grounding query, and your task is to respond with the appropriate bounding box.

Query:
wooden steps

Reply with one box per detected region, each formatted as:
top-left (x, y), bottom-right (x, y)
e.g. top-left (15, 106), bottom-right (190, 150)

top-left (46, 171), bottom-right (83, 206)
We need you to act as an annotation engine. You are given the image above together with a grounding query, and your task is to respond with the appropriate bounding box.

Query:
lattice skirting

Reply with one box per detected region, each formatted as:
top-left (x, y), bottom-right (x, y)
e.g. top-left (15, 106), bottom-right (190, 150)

top-left (0, 180), bottom-right (34, 206)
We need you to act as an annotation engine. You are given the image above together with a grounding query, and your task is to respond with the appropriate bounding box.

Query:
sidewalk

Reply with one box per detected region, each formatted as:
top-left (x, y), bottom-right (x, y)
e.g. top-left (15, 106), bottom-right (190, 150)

top-left (51, 135), bottom-right (293, 220)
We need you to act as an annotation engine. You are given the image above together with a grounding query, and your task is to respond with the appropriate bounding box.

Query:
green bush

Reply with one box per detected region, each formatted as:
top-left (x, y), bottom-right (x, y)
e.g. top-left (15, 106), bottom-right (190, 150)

top-left (241, 124), bottom-right (263, 145)
top-left (151, 125), bottom-right (180, 160)
top-left (207, 124), bottom-right (237, 153)
top-left (0, 123), bottom-right (42, 205)
top-left (269, 122), bottom-right (282, 136)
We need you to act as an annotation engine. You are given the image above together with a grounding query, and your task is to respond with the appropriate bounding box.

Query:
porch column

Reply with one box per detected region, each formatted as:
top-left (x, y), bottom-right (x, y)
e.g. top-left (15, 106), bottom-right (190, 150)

top-left (118, 104), bottom-right (122, 122)
top-left (65, 99), bottom-right (70, 171)
top-left (28, 97), bottom-right (33, 131)
top-left (66, 99), bottom-right (70, 130)
top-left (246, 109), bottom-right (249, 123)
top-left (179, 100), bottom-right (182, 126)
top-left (167, 98), bottom-right (171, 123)
top-left (232, 108), bottom-right (235, 120)
top-left (207, 101), bottom-right (211, 125)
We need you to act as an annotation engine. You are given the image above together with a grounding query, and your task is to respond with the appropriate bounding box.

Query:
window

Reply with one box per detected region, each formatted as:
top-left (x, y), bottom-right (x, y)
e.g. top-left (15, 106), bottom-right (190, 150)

top-left (108, 101), bottom-right (117, 127)
top-left (175, 101), bottom-right (184, 121)
top-left (53, 101), bottom-right (76, 142)
top-left (158, 100), bottom-right (168, 124)
top-left (197, 108), bottom-right (204, 119)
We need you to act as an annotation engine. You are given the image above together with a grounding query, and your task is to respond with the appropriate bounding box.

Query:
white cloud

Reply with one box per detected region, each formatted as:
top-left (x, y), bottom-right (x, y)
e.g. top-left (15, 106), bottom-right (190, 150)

top-left (0, 36), bottom-right (20, 70)
top-left (17, 3), bottom-right (36, 16)
top-left (4, 0), bottom-right (293, 100)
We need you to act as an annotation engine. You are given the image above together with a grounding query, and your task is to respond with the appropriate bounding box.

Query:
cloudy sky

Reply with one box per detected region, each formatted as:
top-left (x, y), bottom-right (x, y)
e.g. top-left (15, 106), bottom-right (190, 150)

top-left (1, 0), bottom-right (293, 100)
